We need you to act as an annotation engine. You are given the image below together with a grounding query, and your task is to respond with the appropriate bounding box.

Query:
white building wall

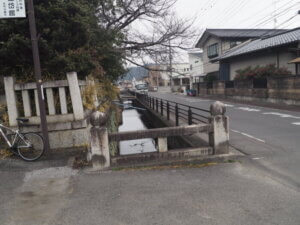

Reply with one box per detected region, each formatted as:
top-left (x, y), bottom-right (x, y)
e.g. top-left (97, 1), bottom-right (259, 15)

top-left (172, 63), bottom-right (191, 77)
top-left (202, 36), bottom-right (221, 74)
top-left (189, 53), bottom-right (204, 76)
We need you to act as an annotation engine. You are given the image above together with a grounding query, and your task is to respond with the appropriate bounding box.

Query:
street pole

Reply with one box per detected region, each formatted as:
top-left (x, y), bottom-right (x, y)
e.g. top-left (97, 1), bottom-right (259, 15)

top-left (27, 0), bottom-right (50, 152)
top-left (155, 53), bottom-right (159, 87)
top-left (169, 40), bottom-right (173, 90)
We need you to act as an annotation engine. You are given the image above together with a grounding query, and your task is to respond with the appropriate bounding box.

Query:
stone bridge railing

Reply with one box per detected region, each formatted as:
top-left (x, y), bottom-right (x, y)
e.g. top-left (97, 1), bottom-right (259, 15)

top-left (3, 72), bottom-right (89, 149)
top-left (88, 101), bottom-right (229, 170)
top-left (4, 72), bottom-right (86, 127)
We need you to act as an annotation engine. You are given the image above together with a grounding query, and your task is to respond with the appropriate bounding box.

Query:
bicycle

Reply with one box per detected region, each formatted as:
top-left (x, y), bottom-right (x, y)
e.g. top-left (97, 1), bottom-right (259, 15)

top-left (0, 118), bottom-right (45, 161)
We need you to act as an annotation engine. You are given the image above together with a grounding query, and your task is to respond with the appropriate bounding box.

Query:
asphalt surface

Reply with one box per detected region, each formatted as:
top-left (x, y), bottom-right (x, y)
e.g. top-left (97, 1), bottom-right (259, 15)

top-left (149, 92), bottom-right (300, 189)
top-left (1, 160), bottom-right (300, 225)
top-left (1, 92), bottom-right (300, 224)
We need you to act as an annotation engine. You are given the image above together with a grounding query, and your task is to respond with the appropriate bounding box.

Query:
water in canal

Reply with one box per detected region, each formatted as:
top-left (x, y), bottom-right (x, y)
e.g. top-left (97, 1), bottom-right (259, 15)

top-left (119, 109), bottom-right (157, 155)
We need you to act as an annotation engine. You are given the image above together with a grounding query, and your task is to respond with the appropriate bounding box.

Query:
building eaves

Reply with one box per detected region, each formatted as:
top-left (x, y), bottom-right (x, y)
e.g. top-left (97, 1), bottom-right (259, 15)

top-left (214, 27), bottom-right (300, 61)
top-left (195, 28), bottom-right (287, 48)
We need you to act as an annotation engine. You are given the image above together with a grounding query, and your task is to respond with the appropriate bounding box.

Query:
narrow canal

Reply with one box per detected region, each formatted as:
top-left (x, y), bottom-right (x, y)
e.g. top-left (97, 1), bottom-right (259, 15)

top-left (119, 109), bottom-right (157, 155)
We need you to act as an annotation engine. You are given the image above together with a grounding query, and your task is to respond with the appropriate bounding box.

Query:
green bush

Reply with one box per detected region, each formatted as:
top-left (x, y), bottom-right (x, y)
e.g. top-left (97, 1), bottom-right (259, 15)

top-left (0, 0), bottom-right (125, 82)
top-left (204, 73), bottom-right (219, 82)
top-left (235, 64), bottom-right (292, 80)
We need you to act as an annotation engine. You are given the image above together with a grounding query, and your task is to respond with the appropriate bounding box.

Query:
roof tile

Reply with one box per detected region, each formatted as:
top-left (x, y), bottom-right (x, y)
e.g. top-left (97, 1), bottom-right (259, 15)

top-left (217, 28), bottom-right (300, 60)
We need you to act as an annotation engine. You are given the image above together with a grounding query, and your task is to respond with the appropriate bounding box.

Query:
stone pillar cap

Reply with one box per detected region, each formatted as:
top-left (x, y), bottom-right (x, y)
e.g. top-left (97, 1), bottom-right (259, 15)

top-left (90, 111), bottom-right (108, 127)
top-left (210, 101), bottom-right (226, 116)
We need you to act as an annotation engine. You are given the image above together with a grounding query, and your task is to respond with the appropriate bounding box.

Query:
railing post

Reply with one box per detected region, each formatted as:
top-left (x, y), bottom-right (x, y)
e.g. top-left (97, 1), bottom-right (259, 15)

top-left (160, 100), bottom-right (163, 116)
top-left (4, 77), bottom-right (18, 126)
top-left (22, 90), bottom-right (32, 117)
top-left (156, 99), bottom-right (159, 113)
top-left (175, 103), bottom-right (179, 126)
top-left (188, 107), bottom-right (192, 125)
top-left (88, 111), bottom-right (110, 170)
top-left (152, 98), bottom-right (155, 110)
top-left (46, 88), bottom-right (56, 115)
top-left (67, 72), bottom-right (84, 120)
top-left (59, 87), bottom-right (68, 114)
top-left (158, 137), bottom-right (168, 152)
top-left (209, 101), bottom-right (229, 155)
top-left (167, 102), bottom-right (170, 120)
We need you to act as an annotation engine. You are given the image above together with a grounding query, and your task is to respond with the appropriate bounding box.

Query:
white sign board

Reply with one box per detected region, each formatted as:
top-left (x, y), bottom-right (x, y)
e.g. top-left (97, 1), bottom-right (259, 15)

top-left (0, 0), bottom-right (26, 18)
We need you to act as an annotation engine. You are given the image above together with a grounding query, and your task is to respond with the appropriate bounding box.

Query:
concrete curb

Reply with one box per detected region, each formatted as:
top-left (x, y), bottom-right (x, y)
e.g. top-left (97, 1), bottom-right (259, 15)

top-left (83, 147), bottom-right (244, 173)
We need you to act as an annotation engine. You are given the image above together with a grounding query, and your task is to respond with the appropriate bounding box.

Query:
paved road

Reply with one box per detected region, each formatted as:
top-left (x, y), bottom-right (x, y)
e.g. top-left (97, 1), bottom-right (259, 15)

top-left (1, 93), bottom-right (300, 224)
top-left (149, 92), bottom-right (300, 189)
top-left (1, 161), bottom-right (300, 225)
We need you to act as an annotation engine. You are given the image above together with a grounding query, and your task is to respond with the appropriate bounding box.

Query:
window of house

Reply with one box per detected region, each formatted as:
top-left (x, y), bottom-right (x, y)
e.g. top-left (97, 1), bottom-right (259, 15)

top-left (207, 43), bottom-right (219, 58)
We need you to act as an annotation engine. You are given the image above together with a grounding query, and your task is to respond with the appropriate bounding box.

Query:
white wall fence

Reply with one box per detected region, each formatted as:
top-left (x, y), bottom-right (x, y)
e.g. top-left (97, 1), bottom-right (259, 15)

top-left (3, 72), bottom-right (89, 149)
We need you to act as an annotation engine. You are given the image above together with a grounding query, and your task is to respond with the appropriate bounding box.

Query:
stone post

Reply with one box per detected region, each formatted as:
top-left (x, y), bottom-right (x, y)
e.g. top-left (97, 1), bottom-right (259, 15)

top-left (88, 111), bottom-right (110, 170)
top-left (4, 77), bottom-right (18, 126)
top-left (209, 101), bottom-right (229, 155)
top-left (67, 72), bottom-right (84, 120)
top-left (158, 137), bottom-right (168, 153)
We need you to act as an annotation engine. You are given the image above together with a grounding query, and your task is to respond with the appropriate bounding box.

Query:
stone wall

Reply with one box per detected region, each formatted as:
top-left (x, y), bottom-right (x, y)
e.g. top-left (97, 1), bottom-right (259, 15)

top-left (198, 83), bottom-right (207, 95)
top-left (267, 76), bottom-right (300, 105)
top-left (196, 76), bottom-right (300, 106)
top-left (212, 81), bottom-right (225, 95)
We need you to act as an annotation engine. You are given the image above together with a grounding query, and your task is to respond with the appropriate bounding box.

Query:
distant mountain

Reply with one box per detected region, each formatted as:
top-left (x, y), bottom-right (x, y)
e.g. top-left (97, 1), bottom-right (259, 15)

top-left (120, 66), bottom-right (149, 81)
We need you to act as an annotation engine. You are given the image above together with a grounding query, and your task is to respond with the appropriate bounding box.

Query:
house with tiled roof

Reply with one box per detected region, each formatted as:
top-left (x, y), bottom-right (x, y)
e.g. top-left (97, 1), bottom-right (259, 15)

top-left (213, 27), bottom-right (300, 80)
top-left (195, 28), bottom-right (287, 80)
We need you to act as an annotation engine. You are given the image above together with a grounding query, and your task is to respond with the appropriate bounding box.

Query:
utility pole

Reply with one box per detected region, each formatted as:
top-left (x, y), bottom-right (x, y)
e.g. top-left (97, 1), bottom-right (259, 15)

top-left (27, 0), bottom-right (50, 152)
top-left (155, 53), bottom-right (159, 87)
top-left (169, 40), bottom-right (173, 90)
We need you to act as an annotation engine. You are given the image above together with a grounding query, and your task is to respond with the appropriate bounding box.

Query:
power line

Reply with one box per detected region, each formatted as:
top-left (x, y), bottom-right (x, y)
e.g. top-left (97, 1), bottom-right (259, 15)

top-left (214, 0), bottom-right (249, 27)
top-left (228, 1), bottom-right (299, 38)
top-left (263, 13), bottom-right (299, 36)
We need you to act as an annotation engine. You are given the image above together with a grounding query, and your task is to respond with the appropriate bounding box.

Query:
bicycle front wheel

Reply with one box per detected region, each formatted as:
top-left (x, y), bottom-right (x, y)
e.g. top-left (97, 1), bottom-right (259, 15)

top-left (17, 133), bottom-right (45, 161)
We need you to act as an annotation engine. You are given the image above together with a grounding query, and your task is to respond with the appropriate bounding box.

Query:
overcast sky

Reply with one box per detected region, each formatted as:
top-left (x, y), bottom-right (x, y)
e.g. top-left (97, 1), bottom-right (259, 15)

top-left (171, 0), bottom-right (299, 61)
top-left (175, 0), bottom-right (299, 30)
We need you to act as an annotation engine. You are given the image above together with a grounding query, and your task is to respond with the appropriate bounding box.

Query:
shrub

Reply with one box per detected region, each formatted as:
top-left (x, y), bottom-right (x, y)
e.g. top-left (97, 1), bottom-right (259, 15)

top-left (235, 64), bottom-right (292, 80)
top-left (204, 73), bottom-right (219, 82)
top-left (82, 76), bottom-right (119, 112)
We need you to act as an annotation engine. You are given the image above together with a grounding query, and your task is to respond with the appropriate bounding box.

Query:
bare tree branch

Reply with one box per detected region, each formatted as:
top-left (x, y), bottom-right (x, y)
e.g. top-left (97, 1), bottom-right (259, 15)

top-left (96, 0), bottom-right (198, 67)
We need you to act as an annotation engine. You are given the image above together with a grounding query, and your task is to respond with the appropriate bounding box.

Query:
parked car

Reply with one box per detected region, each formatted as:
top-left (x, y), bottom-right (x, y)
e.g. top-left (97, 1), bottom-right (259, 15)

top-left (135, 84), bottom-right (148, 94)
top-left (187, 89), bottom-right (197, 96)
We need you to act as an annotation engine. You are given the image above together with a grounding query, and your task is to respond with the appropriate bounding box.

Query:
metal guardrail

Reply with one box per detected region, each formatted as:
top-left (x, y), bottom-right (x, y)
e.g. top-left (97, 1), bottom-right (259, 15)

top-left (134, 93), bottom-right (211, 125)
